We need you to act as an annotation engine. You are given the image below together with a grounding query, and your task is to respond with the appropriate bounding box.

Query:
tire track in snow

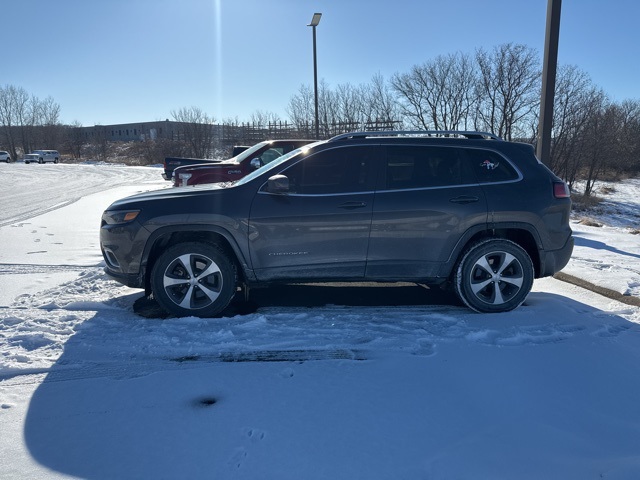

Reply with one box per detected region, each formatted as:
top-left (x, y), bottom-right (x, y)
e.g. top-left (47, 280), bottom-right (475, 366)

top-left (0, 163), bottom-right (162, 226)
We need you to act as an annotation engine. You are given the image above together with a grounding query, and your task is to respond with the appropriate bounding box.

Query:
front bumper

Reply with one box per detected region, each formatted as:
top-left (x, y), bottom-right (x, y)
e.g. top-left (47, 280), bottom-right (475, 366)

top-left (103, 265), bottom-right (145, 289)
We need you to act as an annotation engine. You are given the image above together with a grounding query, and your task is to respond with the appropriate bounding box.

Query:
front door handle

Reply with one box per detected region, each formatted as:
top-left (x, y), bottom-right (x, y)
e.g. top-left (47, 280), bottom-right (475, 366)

top-left (338, 201), bottom-right (367, 210)
top-left (450, 196), bottom-right (479, 204)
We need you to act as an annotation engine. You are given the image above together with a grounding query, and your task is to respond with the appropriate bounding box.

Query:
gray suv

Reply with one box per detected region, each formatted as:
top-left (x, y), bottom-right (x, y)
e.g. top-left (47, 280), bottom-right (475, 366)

top-left (100, 131), bottom-right (573, 317)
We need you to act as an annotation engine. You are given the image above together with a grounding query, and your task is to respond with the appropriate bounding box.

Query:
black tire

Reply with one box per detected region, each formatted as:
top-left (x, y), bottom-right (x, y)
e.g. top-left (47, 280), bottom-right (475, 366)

top-left (54, 158), bottom-right (59, 164)
top-left (150, 242), bottom-right (237, 318)
top-left (38, 158), bottom-right (43, 164)
top-left (454, 239), bottom-right (534, 313)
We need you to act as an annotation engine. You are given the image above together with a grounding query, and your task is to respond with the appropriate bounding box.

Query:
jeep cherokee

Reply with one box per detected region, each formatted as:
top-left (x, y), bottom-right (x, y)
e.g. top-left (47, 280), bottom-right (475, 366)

top-left (100, 131), bottom-right (573, 316)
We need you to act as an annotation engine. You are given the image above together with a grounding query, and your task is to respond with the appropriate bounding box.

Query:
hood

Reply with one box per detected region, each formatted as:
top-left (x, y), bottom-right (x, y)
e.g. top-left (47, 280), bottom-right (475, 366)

top-left (183, 160), bottom-right (240, 171)
top-left (106, 183), bottom-right (229, 210)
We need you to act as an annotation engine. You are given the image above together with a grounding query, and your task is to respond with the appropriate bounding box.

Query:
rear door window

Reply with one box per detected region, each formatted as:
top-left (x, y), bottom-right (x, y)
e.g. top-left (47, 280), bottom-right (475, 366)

top-left (383, 145), bottom-right (477, 190)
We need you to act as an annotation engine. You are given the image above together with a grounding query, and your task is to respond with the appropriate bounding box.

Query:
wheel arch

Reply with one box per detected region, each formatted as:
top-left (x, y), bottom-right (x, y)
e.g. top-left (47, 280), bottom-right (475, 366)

top-left (141, 225), bottom-right (252, 294)
top-left (445, 223), bottom-right (543, 280)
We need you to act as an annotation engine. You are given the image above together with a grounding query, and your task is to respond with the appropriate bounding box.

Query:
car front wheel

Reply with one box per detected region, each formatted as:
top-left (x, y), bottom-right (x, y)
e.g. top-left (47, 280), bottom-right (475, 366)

top-left (150, 242), bottom-right (237, 318)
top-left (454, 239), bottom-right (533, 313)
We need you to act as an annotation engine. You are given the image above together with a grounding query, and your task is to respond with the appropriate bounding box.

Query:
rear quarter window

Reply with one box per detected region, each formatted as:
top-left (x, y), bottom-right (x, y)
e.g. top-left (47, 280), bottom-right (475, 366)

top-left (463, 148), bottom-right (520, 183)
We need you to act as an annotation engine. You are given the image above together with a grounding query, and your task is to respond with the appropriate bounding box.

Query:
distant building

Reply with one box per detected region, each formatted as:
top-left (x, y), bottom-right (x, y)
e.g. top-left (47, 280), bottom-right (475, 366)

top-left (78, 120), bottom-right (226, 142)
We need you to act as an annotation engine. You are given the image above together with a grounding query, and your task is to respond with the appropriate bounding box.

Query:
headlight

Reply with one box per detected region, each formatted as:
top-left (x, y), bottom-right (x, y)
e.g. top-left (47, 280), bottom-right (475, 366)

top-left (102, 209), bottom-right (140, 225)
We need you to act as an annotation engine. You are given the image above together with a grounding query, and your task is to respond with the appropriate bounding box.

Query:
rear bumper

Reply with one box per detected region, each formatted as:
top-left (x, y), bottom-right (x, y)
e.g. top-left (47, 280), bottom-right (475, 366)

top-left (539, 235), bottom-right (574, 278)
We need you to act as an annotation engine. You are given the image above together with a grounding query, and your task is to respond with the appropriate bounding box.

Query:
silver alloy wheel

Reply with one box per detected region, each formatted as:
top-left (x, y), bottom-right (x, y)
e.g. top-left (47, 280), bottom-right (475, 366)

top-left (162, 252), bottom-right (223, 310)
top-left (455, 239), bottom-right (533, 313)
top-left (468, 251), bottom-right (525, 306)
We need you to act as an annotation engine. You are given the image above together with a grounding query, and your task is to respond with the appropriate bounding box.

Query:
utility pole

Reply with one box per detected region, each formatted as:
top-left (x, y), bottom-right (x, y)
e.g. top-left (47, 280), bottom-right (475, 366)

top-left (536, 0), bottom-right (562, 165)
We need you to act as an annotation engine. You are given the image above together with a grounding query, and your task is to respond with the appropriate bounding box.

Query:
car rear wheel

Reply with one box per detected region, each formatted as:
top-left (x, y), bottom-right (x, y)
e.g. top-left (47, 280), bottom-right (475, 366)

top-left (150, 242), bottom-right (237, 318)
top-left (454, 239), bottom-right (533, 313)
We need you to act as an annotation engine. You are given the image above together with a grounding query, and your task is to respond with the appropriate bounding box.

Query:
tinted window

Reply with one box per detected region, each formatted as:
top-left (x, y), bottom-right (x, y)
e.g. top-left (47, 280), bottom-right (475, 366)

top-left (384, 146), bottom-right (476, 190)
top-left (282, 146), bottom-right (377, 195)
top-left (463, 148), bottom-right (519, 183)
top-left (259, 147), bottom-right (284, 164)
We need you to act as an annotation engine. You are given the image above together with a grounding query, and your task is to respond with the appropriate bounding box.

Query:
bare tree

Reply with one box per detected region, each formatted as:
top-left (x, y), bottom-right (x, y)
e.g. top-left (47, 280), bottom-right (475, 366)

top-left (0, 85), bottom-right (23, 159)
top-left (286, 84), bottom-right (315, 131)
top-left (392, 52), bottom-right (476, 131)
top-left (474, 43), bottom-right (540, 140)
top-left (171, 106), bottom-right (217, 158)
top-left (609, 99), bottom-right (640, 177)
top-left (578, 96), bottom-right (614, 196)
top-left (88, 125), bottom-right (113, 161)
top-left (363, 73), bottom-right (404, 128)
top-left (391, 65), bottom-right (431, 129)
top-left (249, 110), bottom-right (282, 128)
top-left (0, 85), bottom-right (63, 158)
top-left (288, 76), bottom-right (402, 137)
top-left (129, 137), bottom-right (185, 165)
top-left (38, 96), bottom-right (63, 148)
top-left (548, 65), bottom-right (600, 184)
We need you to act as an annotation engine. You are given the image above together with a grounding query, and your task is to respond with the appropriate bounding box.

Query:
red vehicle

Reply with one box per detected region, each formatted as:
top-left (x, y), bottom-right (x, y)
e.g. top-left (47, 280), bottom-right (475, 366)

top-left (172, 139), bottom-right (315, 187)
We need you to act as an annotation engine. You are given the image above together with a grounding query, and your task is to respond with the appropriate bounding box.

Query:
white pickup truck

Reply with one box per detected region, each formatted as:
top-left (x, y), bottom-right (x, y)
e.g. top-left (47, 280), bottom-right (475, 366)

top-left (24, 150), bottom-right (60, 164)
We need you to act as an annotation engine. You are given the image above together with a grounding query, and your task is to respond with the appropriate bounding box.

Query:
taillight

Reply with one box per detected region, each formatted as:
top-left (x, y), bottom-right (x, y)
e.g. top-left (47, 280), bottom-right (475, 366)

top-left (553, 181), bottom-right (570, 199)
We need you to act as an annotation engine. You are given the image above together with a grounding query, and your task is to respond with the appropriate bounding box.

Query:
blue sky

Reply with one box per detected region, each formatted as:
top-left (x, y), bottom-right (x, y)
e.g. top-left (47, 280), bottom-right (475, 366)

top-left (4, 0), bottom-right (638, 126)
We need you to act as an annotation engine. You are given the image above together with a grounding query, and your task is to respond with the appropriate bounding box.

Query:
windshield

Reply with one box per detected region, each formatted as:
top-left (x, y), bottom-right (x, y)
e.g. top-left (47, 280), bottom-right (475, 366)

top-left (235, 141), bottom-right (322, 186)
top-left (225, 141), bottom-right (269, 163)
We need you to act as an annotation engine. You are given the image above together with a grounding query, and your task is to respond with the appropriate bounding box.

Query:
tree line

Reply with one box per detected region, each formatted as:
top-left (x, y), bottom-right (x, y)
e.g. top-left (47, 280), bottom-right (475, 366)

top-left (285, 43), bottom-right (640, 194)
top-left (0, 85), bottom-right (63, 158)
top-left (2, 43), bottom-right (639, 196)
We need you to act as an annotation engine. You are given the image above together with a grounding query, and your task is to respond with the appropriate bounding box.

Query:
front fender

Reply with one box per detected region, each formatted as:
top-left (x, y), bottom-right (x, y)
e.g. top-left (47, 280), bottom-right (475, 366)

top-left (140, 223), bottom-right (256, 288)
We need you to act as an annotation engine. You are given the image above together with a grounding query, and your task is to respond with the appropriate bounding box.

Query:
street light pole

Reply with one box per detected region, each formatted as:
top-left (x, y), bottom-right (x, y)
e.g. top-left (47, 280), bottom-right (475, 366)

top-left (308, 13), bottom-right (322, 140)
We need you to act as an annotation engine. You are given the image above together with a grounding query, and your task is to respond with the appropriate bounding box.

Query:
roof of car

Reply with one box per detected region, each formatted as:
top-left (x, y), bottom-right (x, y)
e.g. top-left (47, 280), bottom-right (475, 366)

top-left (328, 130), bottom-right (503, 142)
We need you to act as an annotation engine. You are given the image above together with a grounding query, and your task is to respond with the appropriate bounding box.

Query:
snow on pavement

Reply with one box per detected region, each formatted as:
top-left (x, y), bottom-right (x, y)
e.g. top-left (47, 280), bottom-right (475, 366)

top-left (1, 164), bottom-right (640, 479)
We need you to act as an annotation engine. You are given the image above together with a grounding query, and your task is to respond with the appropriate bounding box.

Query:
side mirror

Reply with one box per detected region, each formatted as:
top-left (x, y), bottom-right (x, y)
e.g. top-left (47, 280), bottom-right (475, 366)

top-left (250, 157), bottom-right (262, 169)
top-left (267, 174), bottom-right (289, 194)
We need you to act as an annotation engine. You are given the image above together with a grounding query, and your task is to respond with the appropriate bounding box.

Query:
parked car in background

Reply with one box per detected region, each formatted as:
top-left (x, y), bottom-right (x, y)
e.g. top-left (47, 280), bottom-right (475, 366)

top-left (23, 154), bottom-right (41, 164)
top-left (101, 130), bottom-right (573, 318)
top-left (162, 156), bottom-right (222, 180)
top-left (0, 151), bottom-right (11, 162)
top-left (162, 145), bottom-right (249, 181)
top-left (172, 139), bottom-right (315, 187)
top-left (24, 150), bottom-right (60, 164)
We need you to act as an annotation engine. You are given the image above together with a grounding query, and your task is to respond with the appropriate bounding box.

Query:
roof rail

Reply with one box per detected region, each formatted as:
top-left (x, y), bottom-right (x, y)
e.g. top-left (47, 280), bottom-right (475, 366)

top-left (328, 130), bottom-right (503, 142)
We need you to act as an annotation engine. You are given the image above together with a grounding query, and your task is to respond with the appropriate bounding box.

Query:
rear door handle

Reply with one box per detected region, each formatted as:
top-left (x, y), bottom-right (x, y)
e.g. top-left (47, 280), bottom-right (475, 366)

top-left (450, 196), bottom-right (479, 204)
top-left (338, 201), bottom-right (367, 210)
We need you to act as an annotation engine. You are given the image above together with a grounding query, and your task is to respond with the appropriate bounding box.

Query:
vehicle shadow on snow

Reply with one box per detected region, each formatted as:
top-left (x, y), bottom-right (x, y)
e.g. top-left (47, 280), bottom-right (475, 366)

top-left (573, 234), bottom-right (640, 260)
top-left (21, 288), bottom-right (640, 479)
top-left (133, 282), bottom-right (463, 319)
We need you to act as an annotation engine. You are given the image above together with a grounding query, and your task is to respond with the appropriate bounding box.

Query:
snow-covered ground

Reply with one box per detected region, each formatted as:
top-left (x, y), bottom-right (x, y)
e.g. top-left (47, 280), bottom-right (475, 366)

top-left (1, 163), bottom-right (639, 479)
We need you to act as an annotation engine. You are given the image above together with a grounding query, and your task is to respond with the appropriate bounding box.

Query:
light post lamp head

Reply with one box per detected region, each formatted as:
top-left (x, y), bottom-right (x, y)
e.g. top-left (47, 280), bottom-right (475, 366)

top-left (308, 13), bottom-right (322, 27)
